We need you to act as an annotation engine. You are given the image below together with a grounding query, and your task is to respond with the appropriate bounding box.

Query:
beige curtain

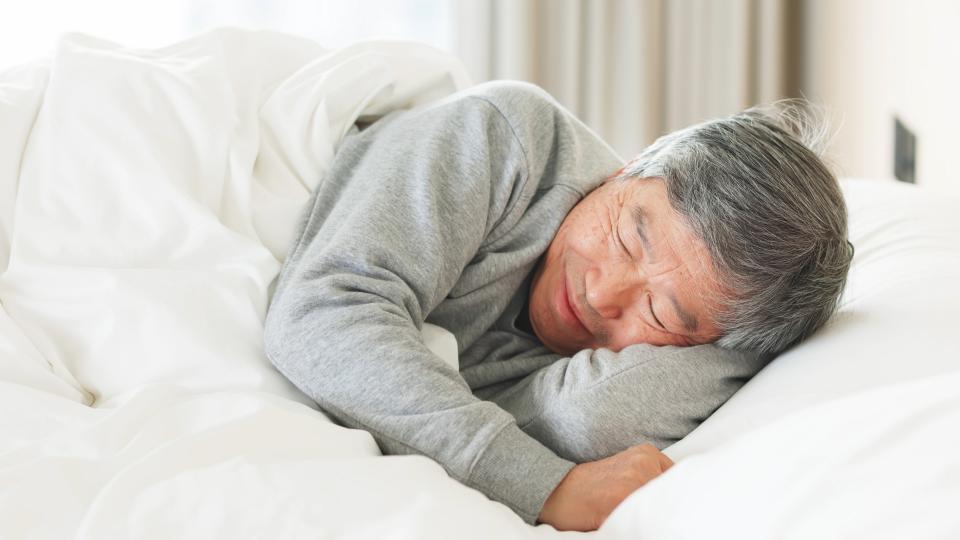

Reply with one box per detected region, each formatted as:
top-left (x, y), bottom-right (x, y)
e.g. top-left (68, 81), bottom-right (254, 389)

top-left (454, 0), bottom-right (799, 159)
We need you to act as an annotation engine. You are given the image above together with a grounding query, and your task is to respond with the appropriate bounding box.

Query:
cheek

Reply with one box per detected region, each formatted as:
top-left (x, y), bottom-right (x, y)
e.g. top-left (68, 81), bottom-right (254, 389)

top-left (608, 325), bottom-right (681, 348)
top-left (530, 251), bottom-right (560, 323)
top-left (608, 323), bottom-right (650, 349)
top-left (561, 215), bottom-right (611, 262)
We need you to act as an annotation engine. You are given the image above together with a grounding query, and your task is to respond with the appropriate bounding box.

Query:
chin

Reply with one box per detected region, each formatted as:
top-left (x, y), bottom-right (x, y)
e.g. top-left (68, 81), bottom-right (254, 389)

top-left (542, 334), bottom-right (580, 356)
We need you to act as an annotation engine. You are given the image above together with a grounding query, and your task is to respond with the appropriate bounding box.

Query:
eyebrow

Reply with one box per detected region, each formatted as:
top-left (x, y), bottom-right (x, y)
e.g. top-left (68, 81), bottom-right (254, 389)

top-left (632, 204), bottom-right (700, 334)
top-left (630, 205), bottom-right (656, 260)
top-left (668, 291), bottom-right (700, 333)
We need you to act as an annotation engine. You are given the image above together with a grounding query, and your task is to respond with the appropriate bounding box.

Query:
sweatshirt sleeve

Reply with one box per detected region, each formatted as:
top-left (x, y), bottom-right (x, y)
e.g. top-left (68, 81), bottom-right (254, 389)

top-left (487, 344), bottom-right (771, 463)
top-left (263, 88), bottom-right (575, 524)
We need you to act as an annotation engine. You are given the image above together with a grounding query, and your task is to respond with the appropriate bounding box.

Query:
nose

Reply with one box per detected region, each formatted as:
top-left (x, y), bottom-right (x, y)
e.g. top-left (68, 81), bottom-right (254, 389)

top-left (584, 261), bottom-right (645, 320)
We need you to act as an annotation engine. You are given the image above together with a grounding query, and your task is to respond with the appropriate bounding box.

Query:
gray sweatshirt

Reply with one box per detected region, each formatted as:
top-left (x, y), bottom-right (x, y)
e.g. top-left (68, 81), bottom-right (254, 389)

top-left (265, 81), bottom-right (654, 523)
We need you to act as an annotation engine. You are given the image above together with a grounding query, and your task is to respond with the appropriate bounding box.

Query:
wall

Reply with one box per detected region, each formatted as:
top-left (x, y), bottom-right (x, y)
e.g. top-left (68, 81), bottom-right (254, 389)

top-left (802, 0), bottom-right (960, 193)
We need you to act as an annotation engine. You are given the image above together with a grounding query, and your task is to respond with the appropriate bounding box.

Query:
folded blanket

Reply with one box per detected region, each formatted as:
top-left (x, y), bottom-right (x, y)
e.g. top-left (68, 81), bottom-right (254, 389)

top-left (0, 28), bottom-right (468, 408)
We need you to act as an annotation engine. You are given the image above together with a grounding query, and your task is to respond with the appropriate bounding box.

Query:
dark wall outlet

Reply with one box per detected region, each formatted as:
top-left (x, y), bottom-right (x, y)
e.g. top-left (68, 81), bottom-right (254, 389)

top-left (894, 117), bottom-right (916, 183)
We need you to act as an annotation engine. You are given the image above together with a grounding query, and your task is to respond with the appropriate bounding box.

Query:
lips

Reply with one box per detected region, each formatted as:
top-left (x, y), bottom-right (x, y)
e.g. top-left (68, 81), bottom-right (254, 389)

top-left (557, 271), bottom-right (588, 335)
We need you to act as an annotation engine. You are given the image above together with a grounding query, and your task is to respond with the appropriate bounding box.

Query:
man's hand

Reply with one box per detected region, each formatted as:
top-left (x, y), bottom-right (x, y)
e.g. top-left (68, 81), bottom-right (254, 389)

top-left (537, 443), bottom-right (674, 531)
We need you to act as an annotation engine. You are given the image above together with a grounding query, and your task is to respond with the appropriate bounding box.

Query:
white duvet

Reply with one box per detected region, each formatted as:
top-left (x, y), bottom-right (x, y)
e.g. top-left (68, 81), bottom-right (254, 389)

top-left (1, 29), bottom-right (958, 539)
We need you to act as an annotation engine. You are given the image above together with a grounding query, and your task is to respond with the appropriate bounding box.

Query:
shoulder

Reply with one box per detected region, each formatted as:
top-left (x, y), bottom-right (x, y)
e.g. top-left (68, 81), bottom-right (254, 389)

top-left (461, 80), bottom-right (563, 117)
top-left (411, 81), bottom-right (564, 135)
top-left (447, 82), bottom-right (623, 195)
top-left (458, 82), bottom-right (573, 144)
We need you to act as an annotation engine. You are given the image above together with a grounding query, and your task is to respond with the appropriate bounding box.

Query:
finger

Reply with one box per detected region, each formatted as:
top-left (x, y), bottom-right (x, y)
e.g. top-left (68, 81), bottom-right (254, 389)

top-left (633, 442), bottom-right (658, 454)
top-left (657, 451), bottom-right (675, 472)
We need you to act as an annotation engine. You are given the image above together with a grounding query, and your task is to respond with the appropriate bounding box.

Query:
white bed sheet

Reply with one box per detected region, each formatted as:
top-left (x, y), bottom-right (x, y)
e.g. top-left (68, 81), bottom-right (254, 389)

top-left (1, 28), bottom-right (958, 539)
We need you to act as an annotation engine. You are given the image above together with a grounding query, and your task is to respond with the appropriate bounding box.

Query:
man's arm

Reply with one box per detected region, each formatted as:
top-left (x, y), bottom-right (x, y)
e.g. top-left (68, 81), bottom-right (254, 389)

top-left (515, 344), bottom-right (767, 531)
top-left (263, 91), bottom-right (575, 524)
top-left (490, 343), bottom-right (769, 463)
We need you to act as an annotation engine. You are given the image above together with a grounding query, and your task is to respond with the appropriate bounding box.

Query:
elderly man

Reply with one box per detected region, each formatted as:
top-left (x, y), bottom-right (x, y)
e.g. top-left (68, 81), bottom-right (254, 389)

top-left (263, 81), bottom-right (851, 531)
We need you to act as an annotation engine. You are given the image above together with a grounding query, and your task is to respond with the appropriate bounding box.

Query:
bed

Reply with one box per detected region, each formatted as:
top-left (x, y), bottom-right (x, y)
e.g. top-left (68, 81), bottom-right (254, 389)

top-left (1, 28), bottom-right (958, 539)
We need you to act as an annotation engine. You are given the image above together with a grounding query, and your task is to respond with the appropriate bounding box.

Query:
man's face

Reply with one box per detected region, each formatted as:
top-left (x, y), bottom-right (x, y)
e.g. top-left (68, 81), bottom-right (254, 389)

top-left (528, 177), bottom-right (723, 355)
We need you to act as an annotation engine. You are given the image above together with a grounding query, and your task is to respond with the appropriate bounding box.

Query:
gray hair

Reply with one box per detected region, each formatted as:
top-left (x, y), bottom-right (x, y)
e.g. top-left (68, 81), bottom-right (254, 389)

top-left (618, 100), bottom-right (852, 354)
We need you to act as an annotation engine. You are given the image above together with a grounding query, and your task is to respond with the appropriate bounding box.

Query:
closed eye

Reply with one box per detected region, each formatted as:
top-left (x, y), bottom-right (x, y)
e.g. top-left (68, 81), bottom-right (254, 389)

top-left (648, 293), bottom-right (665, 329)
top-left (615, 224), bottom-right (632, 256)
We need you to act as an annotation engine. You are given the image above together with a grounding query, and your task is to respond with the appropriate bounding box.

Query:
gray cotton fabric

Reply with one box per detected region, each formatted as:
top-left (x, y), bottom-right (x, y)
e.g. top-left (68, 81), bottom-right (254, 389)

top-left (263, 80), bottom-right (768, 524)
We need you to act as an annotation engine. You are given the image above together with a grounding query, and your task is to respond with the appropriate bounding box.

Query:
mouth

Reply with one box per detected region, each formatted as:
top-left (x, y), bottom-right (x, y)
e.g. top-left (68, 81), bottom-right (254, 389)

top-left (557, 270), bottom-right (589, 335)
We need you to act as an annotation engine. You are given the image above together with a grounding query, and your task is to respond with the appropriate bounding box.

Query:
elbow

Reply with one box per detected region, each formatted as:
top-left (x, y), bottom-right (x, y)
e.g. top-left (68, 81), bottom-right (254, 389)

top-left (262, 293), bottom-right (312, 373)
top-left (262, 291), bottom-right (346, 378)
top-left (262, 304), bottom-right (291, 372)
